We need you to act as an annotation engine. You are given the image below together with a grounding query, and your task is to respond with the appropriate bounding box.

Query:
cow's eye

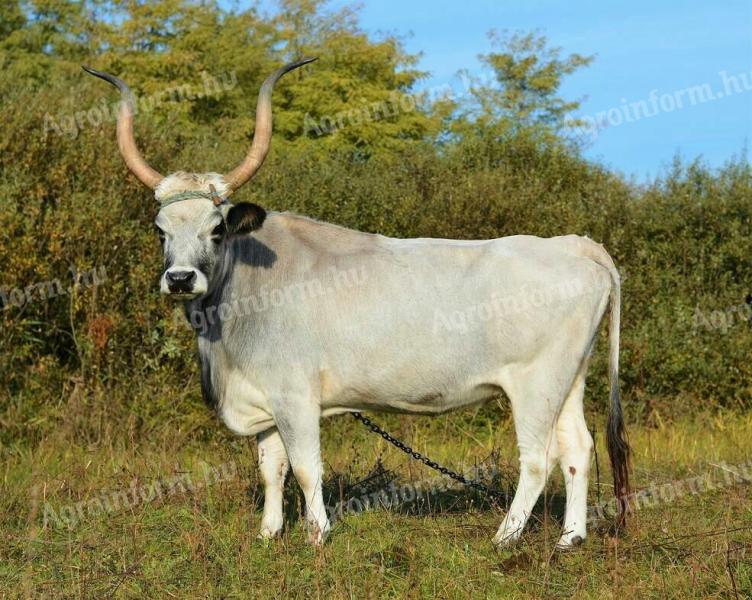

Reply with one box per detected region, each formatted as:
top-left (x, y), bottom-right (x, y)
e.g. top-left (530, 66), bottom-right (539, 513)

top-left (211, 222), bottom-right (226, 241)
top-left (154, 225), bottom-right (165, 242)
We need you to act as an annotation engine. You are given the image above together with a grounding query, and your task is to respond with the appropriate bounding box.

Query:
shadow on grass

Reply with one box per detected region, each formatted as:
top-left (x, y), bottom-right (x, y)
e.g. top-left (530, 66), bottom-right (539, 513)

top-left (321, 453), bottom-right (515, 518)
top-left (246, 451), bottom-right (581, 531)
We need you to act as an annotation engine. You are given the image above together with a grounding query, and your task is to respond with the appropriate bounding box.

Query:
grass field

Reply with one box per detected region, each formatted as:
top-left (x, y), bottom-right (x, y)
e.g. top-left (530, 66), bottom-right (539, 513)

top-left (2, 403), bottom-right (750, 599)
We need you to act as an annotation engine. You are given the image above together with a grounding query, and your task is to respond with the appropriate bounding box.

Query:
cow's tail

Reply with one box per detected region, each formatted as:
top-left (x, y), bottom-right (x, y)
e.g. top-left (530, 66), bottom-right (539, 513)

top-left (586, 241), bottom-right (631, 530)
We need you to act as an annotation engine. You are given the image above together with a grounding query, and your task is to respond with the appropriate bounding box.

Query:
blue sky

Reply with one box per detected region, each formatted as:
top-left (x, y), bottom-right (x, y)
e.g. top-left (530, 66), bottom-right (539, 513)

top-left (253, 0), bottom-right (752, 180)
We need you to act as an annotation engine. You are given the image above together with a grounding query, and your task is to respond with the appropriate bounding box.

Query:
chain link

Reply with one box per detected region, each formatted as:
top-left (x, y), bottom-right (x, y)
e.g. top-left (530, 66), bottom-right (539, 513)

top-left (351, 412), bottom-right (506, 502)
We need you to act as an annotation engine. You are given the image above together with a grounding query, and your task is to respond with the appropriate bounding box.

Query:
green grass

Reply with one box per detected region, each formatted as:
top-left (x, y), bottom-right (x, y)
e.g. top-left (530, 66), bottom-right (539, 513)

top-left (2, 407), bottom-right (751, 598)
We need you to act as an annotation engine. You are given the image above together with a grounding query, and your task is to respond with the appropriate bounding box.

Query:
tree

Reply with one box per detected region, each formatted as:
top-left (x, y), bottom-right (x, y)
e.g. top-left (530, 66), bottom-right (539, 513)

top-left (450, 30), bottom-right (592, 144)
top-left (269, 0), bottom-right (440, 157)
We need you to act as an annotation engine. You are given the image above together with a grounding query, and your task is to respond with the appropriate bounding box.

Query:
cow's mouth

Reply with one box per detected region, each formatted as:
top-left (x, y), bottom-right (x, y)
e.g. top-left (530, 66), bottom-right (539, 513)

top-left (166, 291), bottom-right (199, 300)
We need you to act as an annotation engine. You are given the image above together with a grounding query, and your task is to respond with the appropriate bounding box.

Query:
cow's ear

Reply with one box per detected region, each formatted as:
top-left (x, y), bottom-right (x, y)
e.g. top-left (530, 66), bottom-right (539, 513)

top-left (226, 202), bottom-right (266, 235)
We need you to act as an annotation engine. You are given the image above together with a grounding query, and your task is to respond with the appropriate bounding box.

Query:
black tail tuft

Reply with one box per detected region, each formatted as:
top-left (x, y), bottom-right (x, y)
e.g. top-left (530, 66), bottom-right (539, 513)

top-left (606, 383), bottom-right (631, 530)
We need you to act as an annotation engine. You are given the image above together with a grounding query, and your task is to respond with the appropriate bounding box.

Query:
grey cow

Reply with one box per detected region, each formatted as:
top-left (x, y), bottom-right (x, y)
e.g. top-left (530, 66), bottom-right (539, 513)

top-left (84, 59), bottom-right (630, 548)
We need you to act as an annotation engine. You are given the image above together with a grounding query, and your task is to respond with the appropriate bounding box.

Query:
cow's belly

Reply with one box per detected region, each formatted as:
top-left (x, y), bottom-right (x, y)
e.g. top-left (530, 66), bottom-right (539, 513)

top-left (319, 356), bottom-right (509, 416)
top-left (349, 380), bottom-right (504, 415)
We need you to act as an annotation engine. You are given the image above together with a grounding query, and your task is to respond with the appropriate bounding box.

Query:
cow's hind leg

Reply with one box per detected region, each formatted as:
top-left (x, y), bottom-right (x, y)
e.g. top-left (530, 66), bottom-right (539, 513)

top-left (257, 428), bottom-right (289, 539)
top-left (555, 363), bottom-right (593, 549)
top-left (493, 365), bottom-right (566, 546)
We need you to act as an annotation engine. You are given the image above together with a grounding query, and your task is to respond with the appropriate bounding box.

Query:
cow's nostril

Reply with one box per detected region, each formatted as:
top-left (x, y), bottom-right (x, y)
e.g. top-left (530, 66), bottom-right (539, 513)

top-left (166, 270), bottom-right (196, 290)
top-left (166, 270), bottom-right (195, 283)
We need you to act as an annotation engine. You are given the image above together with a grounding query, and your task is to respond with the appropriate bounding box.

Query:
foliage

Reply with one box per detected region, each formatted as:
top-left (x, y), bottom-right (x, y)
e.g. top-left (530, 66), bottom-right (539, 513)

top-left (448, 30), bottom-right (593, 145)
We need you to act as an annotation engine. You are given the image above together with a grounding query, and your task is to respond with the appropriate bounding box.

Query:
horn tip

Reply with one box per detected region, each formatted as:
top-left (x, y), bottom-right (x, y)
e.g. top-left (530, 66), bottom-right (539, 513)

top-left (294, 57), bottom-right (318, 69)
top-left (81, 65), bottom-right (107, 81)
top-left (81, 65), bottom-right (126, 92)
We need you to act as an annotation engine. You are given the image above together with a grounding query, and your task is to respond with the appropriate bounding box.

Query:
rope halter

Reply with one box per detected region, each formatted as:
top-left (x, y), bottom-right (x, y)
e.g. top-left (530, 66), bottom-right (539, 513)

top-left (159, 184), bottom-right (229, 209)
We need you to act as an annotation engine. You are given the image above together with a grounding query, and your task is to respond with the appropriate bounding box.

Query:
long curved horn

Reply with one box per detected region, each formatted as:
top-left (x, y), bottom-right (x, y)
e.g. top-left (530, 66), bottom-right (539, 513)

top-left (224, 58), bottom-right (317, 192)
top-left (82, 66), bottom-right (163, 189)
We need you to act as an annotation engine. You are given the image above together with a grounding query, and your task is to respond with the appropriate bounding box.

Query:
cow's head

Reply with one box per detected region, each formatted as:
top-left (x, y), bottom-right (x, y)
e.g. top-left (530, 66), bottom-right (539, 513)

top-left (83, 59), bottom-right (315, 299)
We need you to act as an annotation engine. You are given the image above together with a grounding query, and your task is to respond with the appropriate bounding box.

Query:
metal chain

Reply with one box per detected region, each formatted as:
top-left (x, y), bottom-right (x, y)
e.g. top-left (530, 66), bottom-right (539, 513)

top-left (351, 412), bottom-right (507, 502)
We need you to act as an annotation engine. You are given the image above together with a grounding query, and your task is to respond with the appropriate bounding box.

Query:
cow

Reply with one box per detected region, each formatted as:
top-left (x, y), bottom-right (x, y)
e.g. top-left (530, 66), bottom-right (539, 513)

top-left (83, 58), bottom-right (631, 548)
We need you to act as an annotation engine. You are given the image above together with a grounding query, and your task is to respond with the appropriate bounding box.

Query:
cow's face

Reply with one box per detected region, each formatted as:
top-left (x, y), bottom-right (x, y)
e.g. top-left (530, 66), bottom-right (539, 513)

top-left (154, 174), bottom-right (266, 299)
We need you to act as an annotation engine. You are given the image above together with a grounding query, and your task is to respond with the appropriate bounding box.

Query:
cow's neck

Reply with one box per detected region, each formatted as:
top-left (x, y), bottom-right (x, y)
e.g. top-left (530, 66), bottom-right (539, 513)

top-left (185, 227), bottom-right (285, 406)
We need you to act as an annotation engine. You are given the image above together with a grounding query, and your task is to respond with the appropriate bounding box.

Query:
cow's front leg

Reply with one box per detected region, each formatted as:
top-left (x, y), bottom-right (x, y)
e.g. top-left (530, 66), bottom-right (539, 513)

top-left (273, 399), bottom-right (330, 545)
top-left (257, 428), bottom-right (289, 539)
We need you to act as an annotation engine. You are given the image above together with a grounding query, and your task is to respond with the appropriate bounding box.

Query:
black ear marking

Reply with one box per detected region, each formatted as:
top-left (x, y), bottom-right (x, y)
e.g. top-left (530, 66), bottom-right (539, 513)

top-left (226, 202), bottom-right (266, 235)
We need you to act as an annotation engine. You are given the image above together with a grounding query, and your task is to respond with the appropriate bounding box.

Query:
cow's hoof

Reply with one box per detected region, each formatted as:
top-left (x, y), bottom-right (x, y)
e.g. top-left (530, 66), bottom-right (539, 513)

top-left (492, 531), bottom-right (521, 548)
top-left (306, 521), bottom-right (331, 546)
top-left (257, 526), bottom-right (282, 541)
top-left (493, 520), bottom-right (523, 547)
top-left (307, 529), bottom-right (328, 546)
top-left (556, 534), bottom-right (584, 551)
